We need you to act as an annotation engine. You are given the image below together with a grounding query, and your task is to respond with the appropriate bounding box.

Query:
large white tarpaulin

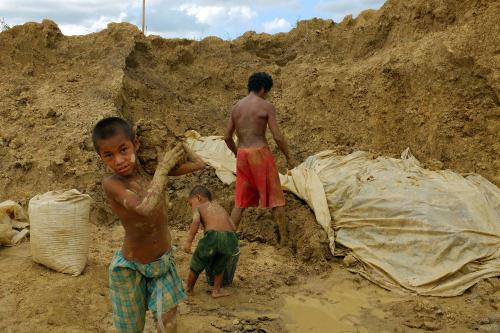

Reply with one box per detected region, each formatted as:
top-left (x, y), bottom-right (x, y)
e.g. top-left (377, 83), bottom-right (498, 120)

top-left (185, 132), bottom-right (500, 296)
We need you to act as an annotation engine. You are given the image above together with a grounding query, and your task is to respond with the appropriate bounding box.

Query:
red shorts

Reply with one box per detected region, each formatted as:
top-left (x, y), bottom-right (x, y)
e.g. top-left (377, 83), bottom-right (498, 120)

top-left (235, 146), bottom-right (285, 209)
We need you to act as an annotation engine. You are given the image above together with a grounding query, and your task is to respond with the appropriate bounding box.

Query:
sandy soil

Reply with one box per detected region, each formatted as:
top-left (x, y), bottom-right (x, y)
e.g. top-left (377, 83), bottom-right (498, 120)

top-left (0, 221), bottom-right (498, 333)
top-left (0, 0), bottom-right (499, 331)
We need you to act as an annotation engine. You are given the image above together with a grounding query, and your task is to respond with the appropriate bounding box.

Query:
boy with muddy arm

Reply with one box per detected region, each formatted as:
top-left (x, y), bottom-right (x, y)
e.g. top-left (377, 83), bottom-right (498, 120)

top-left (92, 117), bottom-right (206, 333)
top-left (183, 185), bottom-right (238, 298)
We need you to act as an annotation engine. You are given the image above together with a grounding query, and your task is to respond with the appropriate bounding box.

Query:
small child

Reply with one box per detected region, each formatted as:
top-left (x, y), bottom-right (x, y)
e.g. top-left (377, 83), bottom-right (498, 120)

top-left (184, 185), bottom-right (239, 298)
top-left (92, 117), bottom-right (205, 333)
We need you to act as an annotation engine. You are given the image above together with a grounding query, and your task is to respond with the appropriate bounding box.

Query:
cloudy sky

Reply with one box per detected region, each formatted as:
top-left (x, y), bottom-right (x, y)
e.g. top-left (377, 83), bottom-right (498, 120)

top-left (0, 0), bottom-right (385, 39)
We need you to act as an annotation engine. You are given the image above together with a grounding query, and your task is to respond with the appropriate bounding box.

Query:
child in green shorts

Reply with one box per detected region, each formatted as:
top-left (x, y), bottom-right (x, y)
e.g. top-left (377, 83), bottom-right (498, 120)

top-left (183, 185), bottom-right (239, 298)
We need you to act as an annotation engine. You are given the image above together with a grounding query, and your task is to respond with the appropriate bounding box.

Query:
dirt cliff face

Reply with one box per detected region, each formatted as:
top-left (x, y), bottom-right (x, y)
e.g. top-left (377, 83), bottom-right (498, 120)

top-left (0, 0), bottom-right (498, 256)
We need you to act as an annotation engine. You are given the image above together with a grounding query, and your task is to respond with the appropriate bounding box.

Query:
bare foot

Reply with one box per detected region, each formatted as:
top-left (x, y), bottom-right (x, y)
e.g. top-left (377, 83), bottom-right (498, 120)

top-left (212, 290), bottom-right (231, 298)
top-left (184, 283), bottom-right (194, 296)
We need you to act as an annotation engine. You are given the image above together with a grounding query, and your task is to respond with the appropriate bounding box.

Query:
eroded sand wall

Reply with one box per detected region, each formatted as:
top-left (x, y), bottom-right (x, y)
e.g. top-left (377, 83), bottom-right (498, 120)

top-left (0, 0), bottom-right (498, 231)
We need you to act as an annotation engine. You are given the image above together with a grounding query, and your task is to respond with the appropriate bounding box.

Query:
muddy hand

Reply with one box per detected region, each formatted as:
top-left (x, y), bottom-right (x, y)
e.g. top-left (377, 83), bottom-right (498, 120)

top-left (182, 143), bottom-right (198, 162)
top-left (182, 142), bottom-right (206, 170)
top-left (158, 143), bottom-right (184, 173)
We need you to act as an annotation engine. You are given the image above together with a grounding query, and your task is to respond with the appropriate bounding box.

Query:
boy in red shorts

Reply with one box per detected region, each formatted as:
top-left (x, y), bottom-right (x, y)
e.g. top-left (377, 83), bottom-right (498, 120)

top-left (224, 72), bottom-right (296, 246)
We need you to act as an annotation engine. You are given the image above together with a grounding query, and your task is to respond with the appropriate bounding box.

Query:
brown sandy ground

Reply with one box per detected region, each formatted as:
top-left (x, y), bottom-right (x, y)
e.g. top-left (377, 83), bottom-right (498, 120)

top-left (0, 219), bottom-right (498, 333)
top-left (0, 0), bottom-right (499, 331)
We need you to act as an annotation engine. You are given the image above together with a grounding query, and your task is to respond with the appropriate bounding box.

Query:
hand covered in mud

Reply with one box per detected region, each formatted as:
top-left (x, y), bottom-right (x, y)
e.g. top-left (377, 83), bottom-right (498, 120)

top-left (182, 143), bottom-right (205, 167)
top-left (158, 143), bottom-right (185, 174)
top-left (182, 143), bottom-right (197, 160)
top-left (183, 241), bottom-right (192, 254)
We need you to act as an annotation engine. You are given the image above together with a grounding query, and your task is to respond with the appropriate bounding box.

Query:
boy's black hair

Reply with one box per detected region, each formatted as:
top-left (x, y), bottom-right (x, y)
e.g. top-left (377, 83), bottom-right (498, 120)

top-left (247, 72), bottom-right (273, 93)
top-left (92, 117), bottom-right (135, 152)
top-left (189, 185), bottom-right (212, 201)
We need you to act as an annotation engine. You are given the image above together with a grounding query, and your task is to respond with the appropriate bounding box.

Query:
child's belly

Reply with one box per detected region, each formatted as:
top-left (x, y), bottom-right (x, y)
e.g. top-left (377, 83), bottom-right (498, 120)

top-left (122, 224), bottom-right (172, 264)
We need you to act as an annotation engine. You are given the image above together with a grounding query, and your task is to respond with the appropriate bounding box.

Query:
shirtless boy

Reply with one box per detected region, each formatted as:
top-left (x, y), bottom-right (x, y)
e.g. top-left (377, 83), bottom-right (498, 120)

top-left (183, 185), bottom-right (238, 298)
top-left (92, 117), bottom-right (205, 333)
top-left (224, 72), bottom-right (296, 246)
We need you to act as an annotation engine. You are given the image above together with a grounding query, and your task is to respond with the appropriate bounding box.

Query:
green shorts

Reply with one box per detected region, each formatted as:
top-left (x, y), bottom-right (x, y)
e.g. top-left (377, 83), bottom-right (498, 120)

top-left (190, 230), bottom-right (239, 276)
top-left (109, 249), bottom-right (186, 333)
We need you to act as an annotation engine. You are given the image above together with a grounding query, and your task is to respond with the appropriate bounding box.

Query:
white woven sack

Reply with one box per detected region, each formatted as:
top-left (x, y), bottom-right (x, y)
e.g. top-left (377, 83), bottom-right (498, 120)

top-left (29, 189), bottom-right (92, 276)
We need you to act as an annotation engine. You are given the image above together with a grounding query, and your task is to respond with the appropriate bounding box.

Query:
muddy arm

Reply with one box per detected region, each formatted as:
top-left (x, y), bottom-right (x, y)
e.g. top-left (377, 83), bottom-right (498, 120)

top-left (169, 144), bottom-right (206, 176)
top-left (268, 106), bottom-right (296, 168)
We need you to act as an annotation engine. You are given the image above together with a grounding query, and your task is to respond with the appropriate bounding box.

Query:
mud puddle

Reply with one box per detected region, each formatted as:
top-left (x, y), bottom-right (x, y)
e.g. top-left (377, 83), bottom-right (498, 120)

top-left (281, 273), bottom-right (398, 333)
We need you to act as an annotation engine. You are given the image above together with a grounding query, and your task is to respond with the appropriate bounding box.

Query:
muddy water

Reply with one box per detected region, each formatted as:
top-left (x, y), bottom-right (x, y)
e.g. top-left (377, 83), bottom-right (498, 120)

top-left (282, 276), bottom-right (397, 333)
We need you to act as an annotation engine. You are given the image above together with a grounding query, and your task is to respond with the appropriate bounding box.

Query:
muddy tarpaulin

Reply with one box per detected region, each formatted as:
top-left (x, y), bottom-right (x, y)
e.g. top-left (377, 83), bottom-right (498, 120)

top-left (185, 131), bottom-right (236, 184)
top-left (185, 133), bottom-right (500, 296)
top-left (281, 149), bottom-right (500, 296)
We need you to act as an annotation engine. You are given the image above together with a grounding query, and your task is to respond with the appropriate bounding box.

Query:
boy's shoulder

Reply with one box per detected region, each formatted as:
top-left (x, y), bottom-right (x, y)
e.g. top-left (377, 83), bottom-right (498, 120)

top-left (102, 174), bottom-right (121, 186)
top-left (212, 201), bottom-right (230, 216)
top-left (255, 99), bottom-right (274, 115)
top-left (102, 175), bottom-right (119, 195)
top-left (102, 174), bottom-right (130, 195)
top-left (262, 99), bottom-right (275, 110)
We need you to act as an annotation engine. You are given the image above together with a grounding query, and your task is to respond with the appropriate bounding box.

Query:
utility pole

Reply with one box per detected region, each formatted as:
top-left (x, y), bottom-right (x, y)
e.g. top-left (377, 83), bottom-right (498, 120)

top-left (142, 0), bottom-right (146, 34)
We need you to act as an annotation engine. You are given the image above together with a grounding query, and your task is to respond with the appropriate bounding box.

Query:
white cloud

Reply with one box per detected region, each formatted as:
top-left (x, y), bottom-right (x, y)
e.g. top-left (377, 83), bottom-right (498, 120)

top-left (89, 12), bottom-right (127, 31)
top-left (56, 12), bottom-right (127, 35)
top-left (315, 0), bottom-right (385, 20)
top-left (58, 24), bottom-right (89, 35)
top-left (0, 0), bottom-right (134, 19)
top-left (262, 18), bottom-right (291, 33)
top-left (178, 4), bottom-right (256, 26)
top-left (175, 0), bottom-right (298, 8)
top-left (178, 4), bottom-right (224, 25)
top-left (228, 6), bottom-right (256, 21)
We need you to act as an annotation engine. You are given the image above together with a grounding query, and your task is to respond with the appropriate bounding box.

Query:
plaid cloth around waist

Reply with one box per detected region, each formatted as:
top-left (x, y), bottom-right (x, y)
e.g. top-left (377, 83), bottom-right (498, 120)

top-left (109, 248), bottom-right (186, 333)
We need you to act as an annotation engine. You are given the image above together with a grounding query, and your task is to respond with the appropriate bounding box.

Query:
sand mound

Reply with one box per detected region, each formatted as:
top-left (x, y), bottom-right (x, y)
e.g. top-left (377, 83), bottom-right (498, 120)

top-left (0, 0), bottom-right (498, 260)
top-left (0, 1), bottom-right (499, 331)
